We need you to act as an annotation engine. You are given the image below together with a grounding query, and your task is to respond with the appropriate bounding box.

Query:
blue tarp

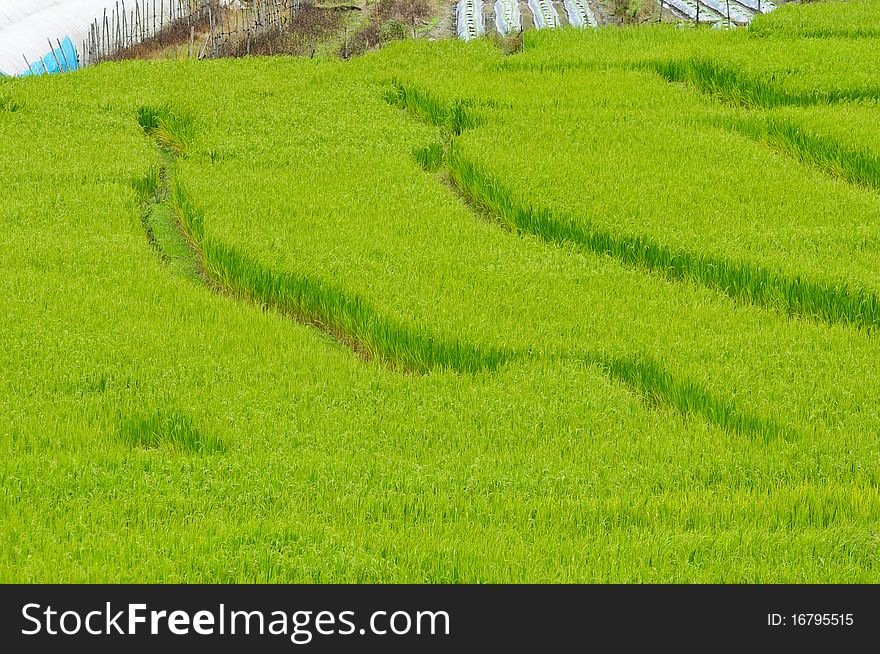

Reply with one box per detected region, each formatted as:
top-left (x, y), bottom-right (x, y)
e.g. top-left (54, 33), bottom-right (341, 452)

top-left (20, 36), bottom-right (78, 76)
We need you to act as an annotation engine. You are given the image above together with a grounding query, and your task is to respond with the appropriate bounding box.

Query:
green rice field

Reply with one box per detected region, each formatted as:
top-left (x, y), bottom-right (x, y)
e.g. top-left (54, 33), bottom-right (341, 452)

top-left (2, 0), bottom-right (880, 582)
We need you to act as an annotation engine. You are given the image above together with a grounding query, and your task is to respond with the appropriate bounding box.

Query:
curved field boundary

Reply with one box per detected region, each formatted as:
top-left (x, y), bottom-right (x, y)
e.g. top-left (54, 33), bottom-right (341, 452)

top-left (383, 80), bottom-right (482, 135)
top-left (729, 116), bottom-right (880, 192)
top-left (132, 101), bottom-right (793, 440)
top-left (136, 106), bottom-right (506, 375)
top-left (563, 0), bottom-right (597, 28)
top-left (751, 24), bottom-right (880, 39)
top-left (649, 58), bottom-right (880, 108)
top-left (447, 146), bottom-right (880, 332)
top-left (384, 88), bottom-right (792, 440)
top-left (384, 84), bottom-right (880, 333)
top-left (584, 353), bottom-right (788, 442)
top-left (132, 164), bottom-right (204, 284)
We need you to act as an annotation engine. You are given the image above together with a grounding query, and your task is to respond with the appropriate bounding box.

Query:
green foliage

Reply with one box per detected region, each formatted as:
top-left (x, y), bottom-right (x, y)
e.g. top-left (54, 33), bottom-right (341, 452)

top-left (586, 353), bottom-right (789, 442)
top-left (750, 0), bottom-right (880, 38)
top-left (137, 105), bottom-right (195, 156)
top-left (412, 142), bottom-right (445, 171)
top-left (130, 164), bottom-right (163, 202)
top-left (173, 183), bottom-right (510, 374)
top-left (731, 115), bottom-right (880, 191)
top-left (142, 108), bottom-right (507, 374)
top-left (120, 409), bottom-right (224, 453)
top-left (648, 57), bottom-right (880, 107)
top-left (380, 19), bottom-right (408, 43)
top-left (0, 95), bottom-right (21, 112)
top-left (446, 144), bottom-right (880, 331)
top-left (384, 80), bottom-right (481, 135)
top-left (4, 5), bottom-right (880, 583)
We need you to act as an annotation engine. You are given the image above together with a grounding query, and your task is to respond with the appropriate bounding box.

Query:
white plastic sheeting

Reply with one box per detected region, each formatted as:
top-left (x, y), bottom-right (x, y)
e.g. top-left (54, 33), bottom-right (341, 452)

top-left (0, 0), bottom-right (192, 75)
top-left (735, 0), bottom-right (775, 13)
top-left (697, 0), bottom-right (753, 24)
top-left (527, 0), bottom-right (559, 29)
top-left (661, 0), bottom-right (771, 23)
top-left (494, 0), bottom-right (520, 34)
top-left (456, 0), bottom-right (484, 40)
top-left (663, 0), bottom-right (723, 23)
top-left (563, 0), bottom-right (596, 27)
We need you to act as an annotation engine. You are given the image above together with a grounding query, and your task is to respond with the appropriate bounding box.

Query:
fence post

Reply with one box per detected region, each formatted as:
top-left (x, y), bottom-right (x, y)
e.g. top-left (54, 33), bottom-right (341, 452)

top-left (57, 38), bottom-right (73, 70)
top-left (208, 1), bottom-right (216, 57)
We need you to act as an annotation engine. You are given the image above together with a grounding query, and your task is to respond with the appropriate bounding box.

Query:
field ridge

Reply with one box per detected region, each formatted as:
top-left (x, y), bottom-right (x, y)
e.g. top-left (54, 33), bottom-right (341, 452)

top-left (649, 58), bottom-right (880, 107)
top-left (137, 106), bottom-right (508, 375)
top-left (729, 116), bottom-right (880, 191)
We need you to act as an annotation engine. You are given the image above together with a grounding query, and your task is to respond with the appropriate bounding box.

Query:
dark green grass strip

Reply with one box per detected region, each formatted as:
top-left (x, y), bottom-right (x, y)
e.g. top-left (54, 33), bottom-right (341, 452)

top-left (137, 105), bottom-right (195, 156)
top-left (648, 58), bottom-right (880, 108)
top-left (446, 145), bottom-right (880, 331)
top-left (585, 353), bottom-right (790, 442)
top-left (137, 106), bottom-right (506, 375)
top-left (730, 116), bottom-right (880, 192)
top-left (120, 409), bottom-right (224, 453)
top-left (389, 92), bottom-right (798, 439)
top-left (0, 95), bottom-right (21, 112)
top-left (171, 182), bottom-right (508, 374)
top-left (132, 165), bottom-right (204, 283)
top-left (139, 105), bottom-right (789, 437)
top-left (383, 80), bottom-right (481, 136)
top-left (413, 143), bottom-right (446, 172)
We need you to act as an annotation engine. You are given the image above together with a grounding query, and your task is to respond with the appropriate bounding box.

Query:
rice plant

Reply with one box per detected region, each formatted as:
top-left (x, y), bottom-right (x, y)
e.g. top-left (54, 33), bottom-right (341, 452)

top-left (137, 105), bottom-right (196, 156)
top-left (412, 142), bottom-right (446, 172)
top-left (750, 0), bottom-right (880, 38)
top-left (4, 8), bottom-right (880, 583)
top-left (585, 353), bottom-right (790, 442)
top-left (731, 116), bottom-right (880, 192)
top-left (143, 108), bottom-right (507, 374)
top-left (384, 80), bottom-right (481, 135)
top-left (119, 409), bottom-right (224, 453)
top-left (0, 95), bottom-right (21, 112)
top-left (446, 145), bottom-right (880, 331)
top-left (648, 58), bottom-right (880, 107)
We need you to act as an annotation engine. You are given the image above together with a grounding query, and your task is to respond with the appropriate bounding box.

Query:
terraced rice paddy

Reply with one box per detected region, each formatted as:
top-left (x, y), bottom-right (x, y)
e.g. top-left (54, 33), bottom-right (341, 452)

top-left (2, 0), bottom-right (880, 582)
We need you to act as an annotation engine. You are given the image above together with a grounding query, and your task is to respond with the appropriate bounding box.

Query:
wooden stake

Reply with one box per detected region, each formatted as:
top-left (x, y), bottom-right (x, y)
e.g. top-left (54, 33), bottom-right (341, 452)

top-left (208, 2), bottom-right (216, 58)
top-left (48, 38), bottom-right (64, 72)
top-left (56, 38), bottom-right (72, 71)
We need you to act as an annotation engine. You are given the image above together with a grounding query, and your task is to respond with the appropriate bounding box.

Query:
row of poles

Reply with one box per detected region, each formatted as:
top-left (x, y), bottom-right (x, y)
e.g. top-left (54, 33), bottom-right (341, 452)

top-left (659, 0), bottom-right (763, 26)
top-left (80, 0), bottom-right (304, 66)
top-left (83, 0), bottom-right (200, 65)
top-left (202, 0), bottom-right (304, 59)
